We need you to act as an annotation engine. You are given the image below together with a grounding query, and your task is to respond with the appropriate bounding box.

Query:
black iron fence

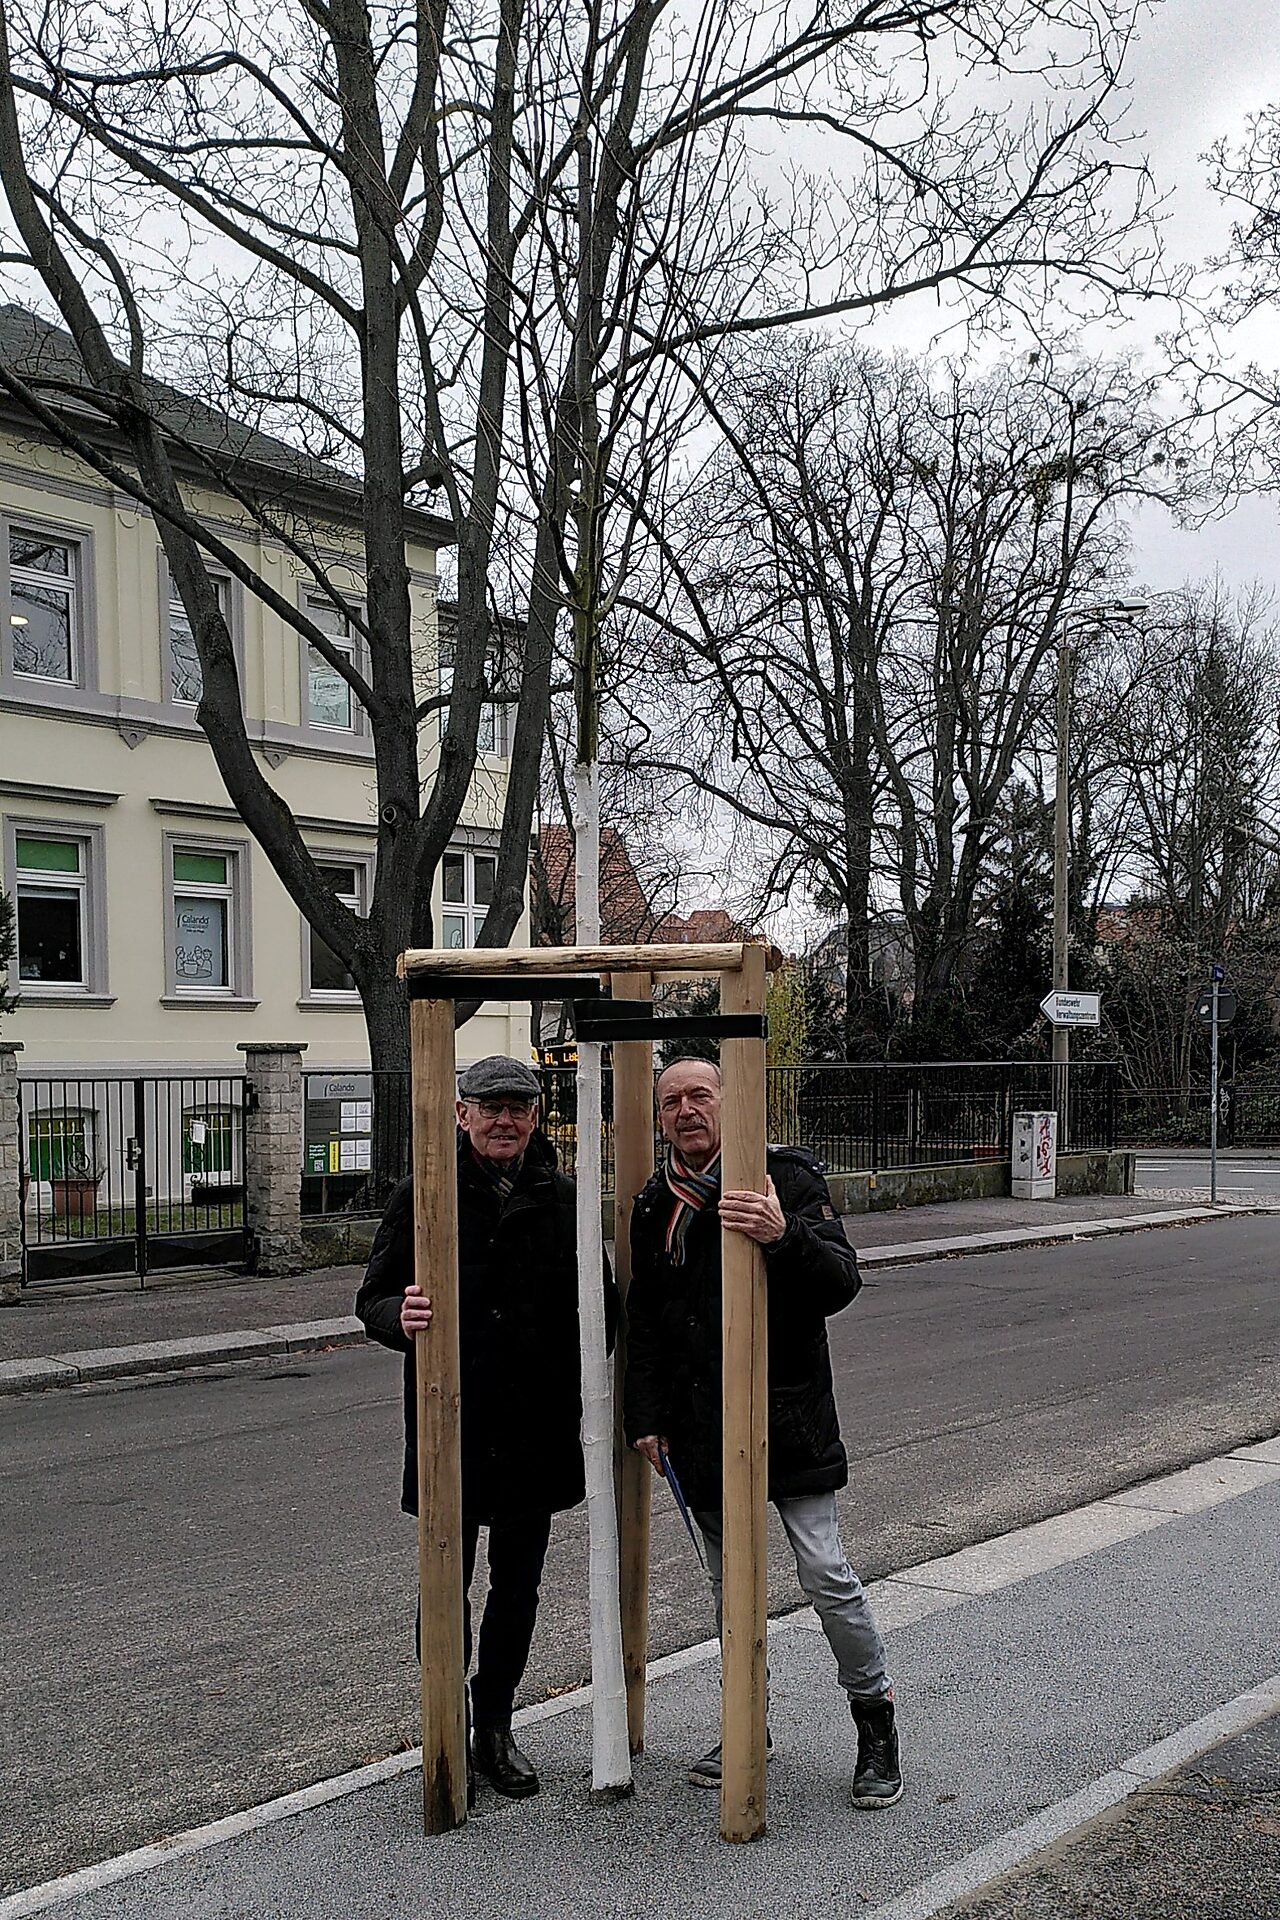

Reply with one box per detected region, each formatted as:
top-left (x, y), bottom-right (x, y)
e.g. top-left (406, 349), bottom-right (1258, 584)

top-left (300, 1059), bottom-right (1118, 1215)
top-left (765, 1061), bottom-right (1116, 1173)
top-left (18, 1073), bottom-right (248, 1284)
top-left (1116, 1081), bottom-right (1280, 1148)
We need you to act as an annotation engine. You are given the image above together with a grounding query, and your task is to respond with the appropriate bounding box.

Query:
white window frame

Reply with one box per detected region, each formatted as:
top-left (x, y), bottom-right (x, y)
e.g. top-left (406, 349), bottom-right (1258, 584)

top-left (1, 517), bottom-right (96, 692)
top-left (161, 561), bottom-right (237, 710)
top-left (299, 851), bottom-right (372, 1006)
top-left (3, 815), bottom-right (110, 1003)
top-left (300, 591), bottom-right (368, 737)
top-left (162, 833), bottom-right (255, 1005)
top-left (439, 846), bottom-right (499, 948)
top-left (436, 621), bottom-right (514, 762)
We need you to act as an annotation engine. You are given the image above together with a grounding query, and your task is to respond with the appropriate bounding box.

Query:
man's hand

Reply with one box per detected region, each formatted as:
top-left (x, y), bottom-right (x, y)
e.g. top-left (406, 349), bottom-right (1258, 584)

top-left (400, 1284), bottom-right (433, 1338)
top-left (634, 1435), bottom-right (667, 1475)
top-left (719, 1175), bottom-right (787, 1245)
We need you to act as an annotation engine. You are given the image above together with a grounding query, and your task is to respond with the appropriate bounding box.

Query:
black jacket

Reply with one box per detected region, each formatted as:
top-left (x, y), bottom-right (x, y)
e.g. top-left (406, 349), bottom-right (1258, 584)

top-left (355, 1130), bottom-right (617, 1521)
top-left (623, 1146), bottom-right (859, 1511)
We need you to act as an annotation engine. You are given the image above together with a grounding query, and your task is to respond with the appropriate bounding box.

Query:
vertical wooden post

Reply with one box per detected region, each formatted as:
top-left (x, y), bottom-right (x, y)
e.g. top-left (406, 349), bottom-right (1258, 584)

top-left (411, 993), bottom-right (467, 1835)
top-left (718, 944), bottom-right (769, 1843)
top-left (610, 970), bottom-right (654, 1754)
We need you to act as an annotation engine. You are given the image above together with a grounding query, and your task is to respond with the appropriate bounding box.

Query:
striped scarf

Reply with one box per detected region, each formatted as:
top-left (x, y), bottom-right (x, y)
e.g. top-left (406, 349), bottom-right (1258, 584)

top-left (664, 1147), bottom-right (721, 1265)
top-left (474, 1151), bottom-right (521, 1207)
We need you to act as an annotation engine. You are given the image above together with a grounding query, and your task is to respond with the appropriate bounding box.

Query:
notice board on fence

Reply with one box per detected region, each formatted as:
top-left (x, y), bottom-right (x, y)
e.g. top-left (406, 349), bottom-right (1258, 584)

top-left (305, 1072), bottom-right (373, 1174)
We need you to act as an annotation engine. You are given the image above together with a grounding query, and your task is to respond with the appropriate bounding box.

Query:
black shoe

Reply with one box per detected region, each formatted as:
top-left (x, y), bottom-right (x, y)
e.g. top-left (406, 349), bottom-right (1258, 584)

top-left (472, 1723), bottom-right (540, 1799)
top-left (850, 1696), bottom-right (903, 1810)
top-left (687, 1730), bottom-right (773, 1788)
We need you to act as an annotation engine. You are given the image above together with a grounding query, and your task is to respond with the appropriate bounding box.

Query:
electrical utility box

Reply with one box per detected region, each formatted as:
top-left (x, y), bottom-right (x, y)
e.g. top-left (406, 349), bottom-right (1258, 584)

top-left (1012, 1111), bottom-right (1057, 1199)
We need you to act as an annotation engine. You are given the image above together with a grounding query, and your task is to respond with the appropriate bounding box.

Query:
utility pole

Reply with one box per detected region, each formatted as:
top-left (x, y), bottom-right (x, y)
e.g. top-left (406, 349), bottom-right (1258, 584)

top-left (1052, 631), bottom-right (1072, 1147)
top-left (1209, 972), bottom-right (1220, 1206)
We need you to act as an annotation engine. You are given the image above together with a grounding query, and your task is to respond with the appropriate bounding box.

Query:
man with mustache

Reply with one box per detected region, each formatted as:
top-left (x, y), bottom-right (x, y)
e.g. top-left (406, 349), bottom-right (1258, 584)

top-left (356, 1054), bottom-right (615, 1804)
top-left (624, 1055), bottom-right (902, 1809)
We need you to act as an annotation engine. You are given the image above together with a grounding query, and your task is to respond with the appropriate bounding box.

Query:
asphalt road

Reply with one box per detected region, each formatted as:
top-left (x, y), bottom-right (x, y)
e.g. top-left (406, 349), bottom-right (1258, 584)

top-left (3, 1212), bottom-right (1278, 1896)
top-left (1136, 1152), bottom-right (1280, 1198)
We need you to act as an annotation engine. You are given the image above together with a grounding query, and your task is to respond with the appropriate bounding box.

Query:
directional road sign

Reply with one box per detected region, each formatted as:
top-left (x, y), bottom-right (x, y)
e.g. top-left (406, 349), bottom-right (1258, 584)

top-left (1040, 990), bottom-right (1101, 1028)
top-left (1196, 988), bottom-right (1238, 1028)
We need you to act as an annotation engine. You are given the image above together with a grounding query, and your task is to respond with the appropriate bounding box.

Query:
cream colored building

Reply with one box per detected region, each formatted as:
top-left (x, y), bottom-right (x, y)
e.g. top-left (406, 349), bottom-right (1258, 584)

top-left (0, 308), bottom-right (529, 1101)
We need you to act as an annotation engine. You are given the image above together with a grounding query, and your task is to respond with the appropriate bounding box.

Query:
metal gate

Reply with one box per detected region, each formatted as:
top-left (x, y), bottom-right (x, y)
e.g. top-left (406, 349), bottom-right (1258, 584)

top-left (18, 1074), bottom-right (250, 1285)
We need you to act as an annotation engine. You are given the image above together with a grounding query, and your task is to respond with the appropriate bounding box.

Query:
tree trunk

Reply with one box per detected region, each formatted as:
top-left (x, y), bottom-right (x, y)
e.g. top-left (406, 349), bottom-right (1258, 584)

top-left (573, 757), bottom-right (632, 1797)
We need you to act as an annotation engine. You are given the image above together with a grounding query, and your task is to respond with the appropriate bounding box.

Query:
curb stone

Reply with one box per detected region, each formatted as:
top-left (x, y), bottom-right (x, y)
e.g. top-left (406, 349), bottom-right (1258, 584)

top-left (1, 1205), bottom-right (1273, 1397)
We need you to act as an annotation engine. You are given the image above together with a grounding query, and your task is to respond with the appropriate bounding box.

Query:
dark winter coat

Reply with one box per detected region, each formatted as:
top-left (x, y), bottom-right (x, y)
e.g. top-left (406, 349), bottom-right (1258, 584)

top-left (623, 1146), bottom-right (860, 1511)
top-left (355, 1130), bottom-right (617, 1521)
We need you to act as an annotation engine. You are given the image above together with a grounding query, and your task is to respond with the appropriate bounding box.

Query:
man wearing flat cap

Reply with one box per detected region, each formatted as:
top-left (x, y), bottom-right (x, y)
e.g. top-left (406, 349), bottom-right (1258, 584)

top-left (356, 1055), bottom-right (616, 1803)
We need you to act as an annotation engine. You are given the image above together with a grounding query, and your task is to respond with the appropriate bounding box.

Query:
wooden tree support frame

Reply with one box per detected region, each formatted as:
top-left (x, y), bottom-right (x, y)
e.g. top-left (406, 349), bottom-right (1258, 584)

top-left (397, 940), bottom-right (772, 1843)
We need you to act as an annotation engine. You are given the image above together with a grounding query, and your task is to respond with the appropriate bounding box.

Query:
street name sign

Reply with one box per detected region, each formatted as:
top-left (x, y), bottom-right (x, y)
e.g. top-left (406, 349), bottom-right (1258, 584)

top-left (1040, 990), bottom-right (1101, 1027)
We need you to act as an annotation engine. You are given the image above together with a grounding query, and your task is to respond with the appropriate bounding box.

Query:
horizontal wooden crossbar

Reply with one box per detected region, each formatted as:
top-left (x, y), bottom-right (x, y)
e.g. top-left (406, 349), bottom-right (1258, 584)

top-left (407, 973), bottom-right (604, 1004)
top-left (398, 941), bottom-right (763, 980)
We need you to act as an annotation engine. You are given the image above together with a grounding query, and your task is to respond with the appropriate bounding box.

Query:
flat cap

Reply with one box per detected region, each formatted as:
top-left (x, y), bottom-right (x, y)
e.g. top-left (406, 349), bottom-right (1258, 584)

top-left (457, 1054), bottom-right (542, 1101)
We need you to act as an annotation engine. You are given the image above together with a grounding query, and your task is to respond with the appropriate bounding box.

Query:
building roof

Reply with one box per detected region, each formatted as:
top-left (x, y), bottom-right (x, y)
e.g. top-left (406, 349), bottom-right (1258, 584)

top-left (536, 824), bottom-right (666, 946)
top-left (0, 304), bottom-right (454, 547)
top-left (654, 907), bottom-right (747, 944)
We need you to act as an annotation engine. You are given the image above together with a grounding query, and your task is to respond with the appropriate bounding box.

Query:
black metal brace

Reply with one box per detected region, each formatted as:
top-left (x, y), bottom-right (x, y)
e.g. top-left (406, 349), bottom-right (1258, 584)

top-left (572, 998), bottom-right (768, 1043)
top-left (406, 973), bottom-right (604, 1004)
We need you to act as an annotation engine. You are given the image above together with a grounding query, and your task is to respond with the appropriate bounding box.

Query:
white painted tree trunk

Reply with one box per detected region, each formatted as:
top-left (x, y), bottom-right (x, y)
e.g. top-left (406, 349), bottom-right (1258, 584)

top-left (573, 757), bottom-right (632, 1795)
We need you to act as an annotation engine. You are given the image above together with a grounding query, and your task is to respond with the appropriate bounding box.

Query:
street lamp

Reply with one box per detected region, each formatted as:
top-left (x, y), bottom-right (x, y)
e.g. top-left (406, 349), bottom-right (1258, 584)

top-left (1052, 599), bottom-right (1148, 1139)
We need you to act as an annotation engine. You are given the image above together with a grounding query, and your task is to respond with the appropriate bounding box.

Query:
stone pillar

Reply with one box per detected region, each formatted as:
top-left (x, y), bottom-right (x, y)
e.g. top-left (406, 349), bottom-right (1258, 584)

top-left (0, 1043), bottom-right (24, 1306)
top-left (238, 1042), bottom-right (308, 1276)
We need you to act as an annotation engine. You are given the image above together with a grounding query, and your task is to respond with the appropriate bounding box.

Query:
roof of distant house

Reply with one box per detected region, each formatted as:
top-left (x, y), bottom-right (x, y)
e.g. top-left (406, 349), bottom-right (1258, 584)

top-left (654, 907), bottom-right (747, 944)
top-left (536, 824), bottom-right (664, 945)
top-left (0, 304), bottom-right (454, 545)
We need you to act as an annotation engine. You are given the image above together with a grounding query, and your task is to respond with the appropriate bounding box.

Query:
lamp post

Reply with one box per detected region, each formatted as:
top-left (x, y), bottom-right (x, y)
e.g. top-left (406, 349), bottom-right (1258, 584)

top-left (1052, 599), bottom-right (1147, 1143)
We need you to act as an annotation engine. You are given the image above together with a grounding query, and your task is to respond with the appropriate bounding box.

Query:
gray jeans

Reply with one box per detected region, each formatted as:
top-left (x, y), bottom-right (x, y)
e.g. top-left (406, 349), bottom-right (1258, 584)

top-left (694, 1492), bottom-right (891, 1702)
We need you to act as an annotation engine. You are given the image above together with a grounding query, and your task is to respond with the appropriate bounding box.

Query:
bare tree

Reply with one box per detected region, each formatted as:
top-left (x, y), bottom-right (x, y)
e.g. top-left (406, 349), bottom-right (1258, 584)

top-left (627, 341), bottom-right (1176, 1049)
top-left (1096, 582), bottom-right (1280, 1093)
top-left (1177, 104), bottom-right (1280, 495)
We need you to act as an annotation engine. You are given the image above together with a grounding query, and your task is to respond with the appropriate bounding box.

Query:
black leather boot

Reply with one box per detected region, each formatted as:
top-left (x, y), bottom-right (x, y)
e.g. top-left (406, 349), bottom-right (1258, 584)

top-left (472, 1723), bottom-right (540, 1799)
top-left (850, 1695), bottom-right (903, 1810)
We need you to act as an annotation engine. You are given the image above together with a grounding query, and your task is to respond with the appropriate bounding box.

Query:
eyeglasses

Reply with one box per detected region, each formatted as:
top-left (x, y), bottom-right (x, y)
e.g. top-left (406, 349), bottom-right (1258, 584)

top-left (473, 1098), bottom-right (536, 1120)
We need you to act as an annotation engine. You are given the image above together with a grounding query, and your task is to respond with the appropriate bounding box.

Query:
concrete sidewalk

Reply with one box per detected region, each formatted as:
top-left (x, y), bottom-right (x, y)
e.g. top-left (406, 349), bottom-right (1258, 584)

top-left (7, 1439), bottom-right (1278, 1920)
top-left (1, 1192), bottom-right (1272, 1394)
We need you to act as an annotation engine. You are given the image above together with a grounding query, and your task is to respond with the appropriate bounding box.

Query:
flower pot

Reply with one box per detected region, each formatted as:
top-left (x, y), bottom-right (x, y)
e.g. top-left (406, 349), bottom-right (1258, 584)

top-left (51, 1178), bottom-right (101, 1224)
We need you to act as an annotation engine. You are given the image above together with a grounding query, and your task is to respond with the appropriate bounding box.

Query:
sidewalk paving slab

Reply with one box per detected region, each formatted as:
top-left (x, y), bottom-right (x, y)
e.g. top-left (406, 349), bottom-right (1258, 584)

top-left (12, 1475), bottom-right (1279, 1920)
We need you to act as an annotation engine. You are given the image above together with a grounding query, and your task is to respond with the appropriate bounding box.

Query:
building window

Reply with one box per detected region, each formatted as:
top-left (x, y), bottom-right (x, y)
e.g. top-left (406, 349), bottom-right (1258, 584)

top-left (27, 1109), bottom-right (93, 1182)
top-left (305, 597), bottom-right (359, 731)
top-left (477, 703), bottom-right (510, 757)
top-left (307, 862), bottom-right (364, 997)
top-left (10, 529), bottom-right (79, 683)
top-left (441, 625), bottom-right (510, 752)
top-left (170, 846), bottom-right (240, 993)
top-left (182, 1107), bottom-right (238, 1180)
top-left (441, 848), bottom-right (497, 948)
top-left (168, 574), bottom-right (231, 706)
top-left (14, 833), bottom-right (88, 984)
